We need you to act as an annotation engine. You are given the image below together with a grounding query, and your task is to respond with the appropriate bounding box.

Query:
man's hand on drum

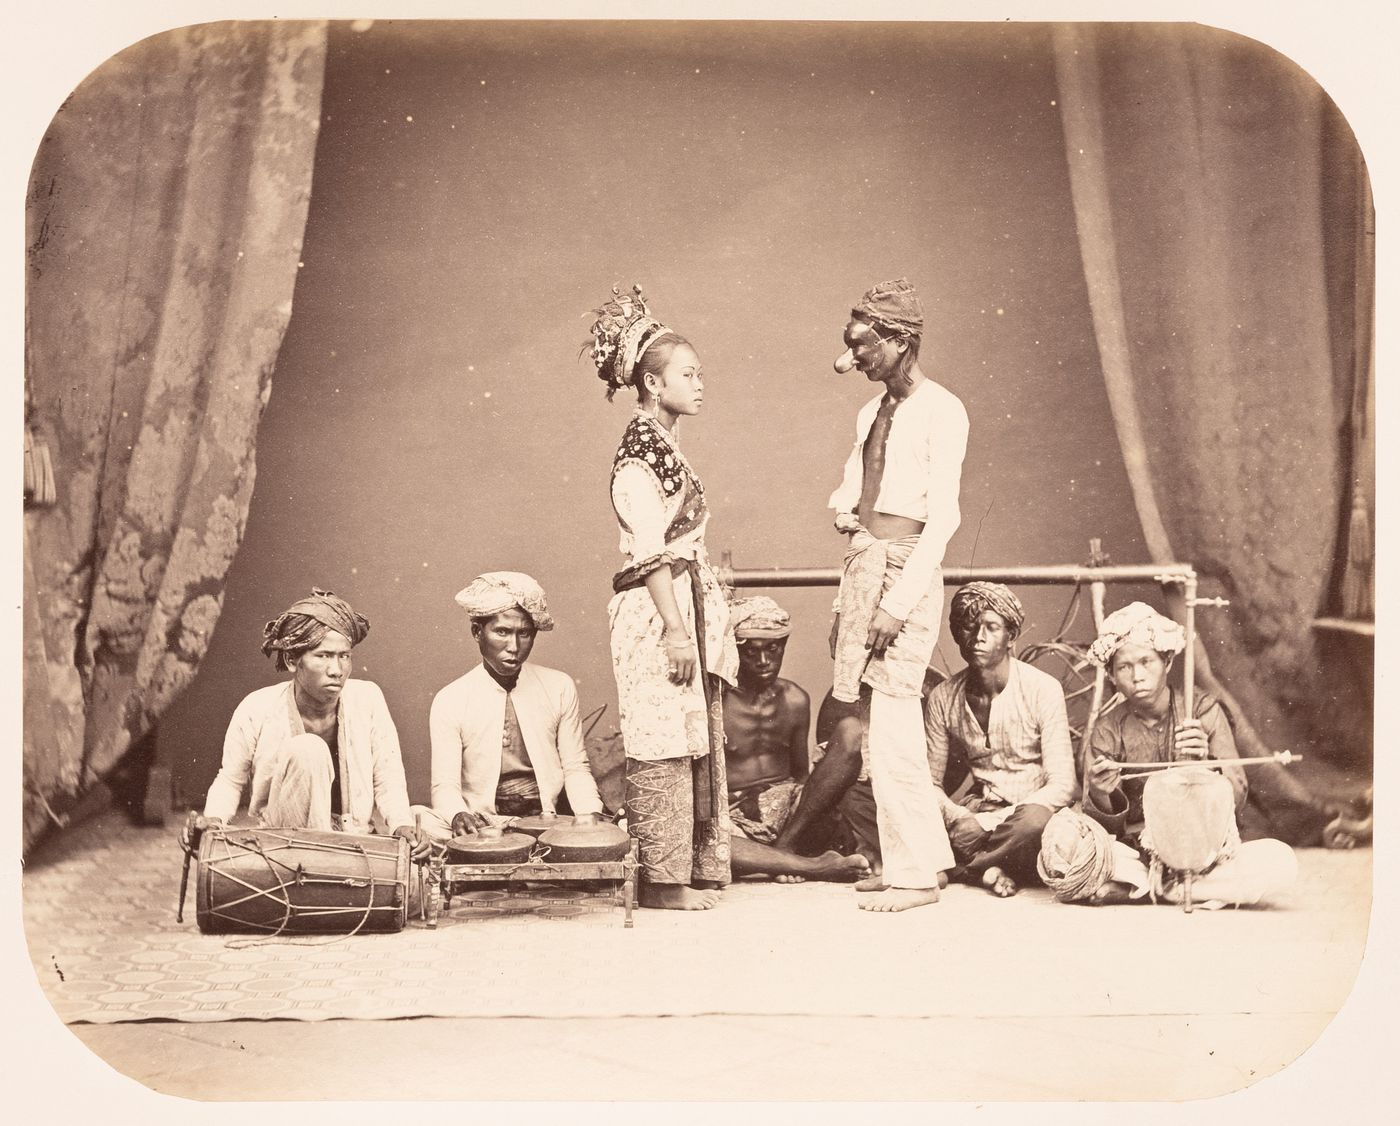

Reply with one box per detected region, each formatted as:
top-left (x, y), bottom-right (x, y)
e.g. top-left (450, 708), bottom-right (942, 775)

top-left (1173, 719), bottom-right (1210, 760)
top-left (573, 812), bottom-right (602, 826)
top-left (1086, 755), bottom-right (1122, 799)
top-left (392, 824), bottom-right (432, 863)
top-left (450, 810), bottom-right (490, 837)
top-left (180, 814), bottom-right (222, 852)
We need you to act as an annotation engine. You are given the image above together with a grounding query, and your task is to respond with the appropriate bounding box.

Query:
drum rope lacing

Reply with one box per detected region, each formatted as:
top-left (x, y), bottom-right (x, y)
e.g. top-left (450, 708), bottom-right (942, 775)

top-left (204, 830), bottom-right (403, 948)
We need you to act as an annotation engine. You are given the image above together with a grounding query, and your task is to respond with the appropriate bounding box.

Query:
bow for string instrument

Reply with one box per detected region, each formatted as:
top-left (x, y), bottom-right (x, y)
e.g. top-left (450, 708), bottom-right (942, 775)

top-left (1114, 750), bottom-right (1302, 776)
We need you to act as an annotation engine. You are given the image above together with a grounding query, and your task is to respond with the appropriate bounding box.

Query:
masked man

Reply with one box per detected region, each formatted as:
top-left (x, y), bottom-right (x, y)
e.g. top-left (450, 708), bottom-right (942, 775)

top-left (827, 278), bottom-right (969, 912)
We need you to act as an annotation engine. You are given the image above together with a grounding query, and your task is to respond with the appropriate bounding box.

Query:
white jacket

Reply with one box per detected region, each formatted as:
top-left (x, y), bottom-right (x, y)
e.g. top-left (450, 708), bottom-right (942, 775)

top-left (429, 662), bottom-right (604, 820)
top-left (203, 679), bottom-right (413, 832)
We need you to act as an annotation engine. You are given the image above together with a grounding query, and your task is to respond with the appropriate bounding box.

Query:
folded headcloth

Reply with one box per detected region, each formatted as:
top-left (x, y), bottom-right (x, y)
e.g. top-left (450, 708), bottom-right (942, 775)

top-left (949, 581), bottom-right (1026, 640)
top-left (1087, 601), bottom-right (1186, 669)
top-left (852, 278), bottom-right (924, 337)
top-left (261, 589), bottom-right (370, 671)
top-left (455, 571), bottom-right (555, 631)
top-left (730, 596), bottom-right (792, 639)
top-left (1036, 808), bottom-right (1115, 902)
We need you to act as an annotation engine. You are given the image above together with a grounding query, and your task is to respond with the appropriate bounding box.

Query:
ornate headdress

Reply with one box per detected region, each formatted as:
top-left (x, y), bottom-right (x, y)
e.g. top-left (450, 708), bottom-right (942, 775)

top-left (584, 283), bottom-right (675, 399)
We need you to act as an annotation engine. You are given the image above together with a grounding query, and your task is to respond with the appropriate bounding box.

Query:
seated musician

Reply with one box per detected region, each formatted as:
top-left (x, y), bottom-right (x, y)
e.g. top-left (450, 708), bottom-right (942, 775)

top-left (196, 589), bottom-right (429, 860)
top-left (420, 572), bottom-right (605, 841)
top-left (924, 583), bottom-right (1075, 897)
top-left (1039, 602), bottom-right (1295, 906)
top-left (723, 596), bottom-right (871, 882)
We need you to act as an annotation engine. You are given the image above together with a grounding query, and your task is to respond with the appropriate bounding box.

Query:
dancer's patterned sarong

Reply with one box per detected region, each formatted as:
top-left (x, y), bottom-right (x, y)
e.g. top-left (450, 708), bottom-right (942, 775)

top-left (624, 701), bottom-right (732, 886)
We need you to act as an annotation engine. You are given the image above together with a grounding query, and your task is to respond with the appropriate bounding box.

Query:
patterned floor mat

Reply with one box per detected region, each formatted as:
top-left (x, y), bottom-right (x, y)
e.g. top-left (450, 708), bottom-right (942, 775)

top-left (23, 813), bottom-right (1372, 1026)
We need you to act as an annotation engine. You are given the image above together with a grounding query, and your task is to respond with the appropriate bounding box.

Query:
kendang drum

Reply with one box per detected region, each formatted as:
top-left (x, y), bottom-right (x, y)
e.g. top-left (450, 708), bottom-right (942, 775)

top-left (195, 826), bottom-right (410, 935)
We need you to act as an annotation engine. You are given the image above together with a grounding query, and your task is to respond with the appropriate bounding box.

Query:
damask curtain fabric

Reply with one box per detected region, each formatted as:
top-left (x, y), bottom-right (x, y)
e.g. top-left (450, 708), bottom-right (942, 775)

top-left (23, 22), bottom-right (328, 853)
top-left (1051, 24), bottom-right (1373, 780)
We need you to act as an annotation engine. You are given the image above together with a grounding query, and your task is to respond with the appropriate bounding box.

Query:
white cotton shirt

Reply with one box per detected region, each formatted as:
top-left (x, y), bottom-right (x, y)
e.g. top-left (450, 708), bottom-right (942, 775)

top-left (828, 378), bottom-right (970, 619)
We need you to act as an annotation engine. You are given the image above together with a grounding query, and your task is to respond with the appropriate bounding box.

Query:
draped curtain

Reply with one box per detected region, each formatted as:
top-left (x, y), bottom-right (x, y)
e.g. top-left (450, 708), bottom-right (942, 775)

top-left (1051, 24), bottom-right (1373, 776)
top-left (23, 21), bottom-right (328, 854)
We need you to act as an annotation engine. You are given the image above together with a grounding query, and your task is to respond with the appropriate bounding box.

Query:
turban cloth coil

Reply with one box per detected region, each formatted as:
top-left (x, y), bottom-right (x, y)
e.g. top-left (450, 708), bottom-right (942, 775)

top-left (1036, 807), bottom-right (1115, 901)
top-left (1087, 601), bottom-right (1187, 668)
top-left (455, 571), bottom-right (555, 631)
top-left (730, 595), bottom-right (792, 639)
top-left (261, 589), bottom-right (370, 671)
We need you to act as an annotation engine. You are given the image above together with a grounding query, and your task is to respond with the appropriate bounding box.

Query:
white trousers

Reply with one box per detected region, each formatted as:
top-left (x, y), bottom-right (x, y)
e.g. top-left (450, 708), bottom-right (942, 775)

top-left (868, 689), bottom-right (955, 887)
top-left (262, 733), bottom-right (335, 830)
top-left (1111, 837), bottom-right (1299, 906)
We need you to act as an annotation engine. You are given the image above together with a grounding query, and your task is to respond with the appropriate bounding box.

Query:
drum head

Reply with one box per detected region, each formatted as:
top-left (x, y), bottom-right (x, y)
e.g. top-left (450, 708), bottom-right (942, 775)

top-left (1142, 767), bottom-right (1236, 872)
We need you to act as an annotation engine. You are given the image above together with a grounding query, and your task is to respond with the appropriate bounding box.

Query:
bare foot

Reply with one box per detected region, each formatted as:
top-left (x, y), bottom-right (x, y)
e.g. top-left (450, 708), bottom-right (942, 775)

top-left (856, 870), bottom-right (947, 892)
top-left (811, 851), bottom-right (872, 882)
top-left (691, 879), bottom-right (725, 891)
top-left (775, 873), bottom-right (806, 884)
top-left (639, 884), bottom-right (721, 910)
top-left (981, 866), bottom-right (1018, 898)
top-left (857, 886), bottom-right (940, 912)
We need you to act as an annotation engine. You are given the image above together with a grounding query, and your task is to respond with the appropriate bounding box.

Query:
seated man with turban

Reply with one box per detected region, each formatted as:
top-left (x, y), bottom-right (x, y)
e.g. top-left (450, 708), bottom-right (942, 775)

top-left (1038, 602), bottom-right (1295, 907)
top-left (421, 572), bottom-right (604, 840)
top-left (198, 589), bottom-right (427, 858)
top-left (924, 582), bottom-right (1076, 897)
top-left (723, 597), bottom-right (871, 882)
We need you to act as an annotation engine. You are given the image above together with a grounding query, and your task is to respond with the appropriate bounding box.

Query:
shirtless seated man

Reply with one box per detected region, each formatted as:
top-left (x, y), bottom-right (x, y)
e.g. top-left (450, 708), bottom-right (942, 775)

top-left (723, 597), bottom-right (870, 883)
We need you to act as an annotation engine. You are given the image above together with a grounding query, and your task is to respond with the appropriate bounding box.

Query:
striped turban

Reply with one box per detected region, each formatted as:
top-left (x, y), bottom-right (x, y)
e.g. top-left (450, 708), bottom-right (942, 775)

top-left (1087, 602), bottom-right (1186, 669)
top-left (455, 571), bottom-right (555, 631)
top-left (261, 589), bottom-right (370, 671)
top-left (730, 596), bottom-right (792, 639)
top-left (949, 582), bottom-right (1026, 641)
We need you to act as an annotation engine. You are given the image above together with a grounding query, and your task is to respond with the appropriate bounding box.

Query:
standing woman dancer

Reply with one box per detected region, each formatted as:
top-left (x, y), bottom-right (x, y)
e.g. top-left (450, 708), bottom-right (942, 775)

top-left (586, 285), bottom-right (737, 910)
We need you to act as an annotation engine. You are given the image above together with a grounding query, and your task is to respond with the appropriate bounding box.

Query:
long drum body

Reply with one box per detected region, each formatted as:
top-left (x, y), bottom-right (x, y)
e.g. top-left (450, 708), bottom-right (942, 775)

top-left (196, 827), bottom-right (410, 935)
top-left (1142, 767), bottom-right (1236, 873)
